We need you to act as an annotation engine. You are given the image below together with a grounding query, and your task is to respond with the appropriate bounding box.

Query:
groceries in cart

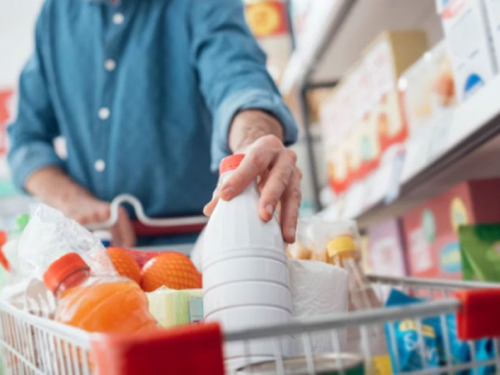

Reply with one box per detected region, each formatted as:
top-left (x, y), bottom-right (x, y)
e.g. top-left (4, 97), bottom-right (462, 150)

top-left (385, 288), bottom-right (496, 374)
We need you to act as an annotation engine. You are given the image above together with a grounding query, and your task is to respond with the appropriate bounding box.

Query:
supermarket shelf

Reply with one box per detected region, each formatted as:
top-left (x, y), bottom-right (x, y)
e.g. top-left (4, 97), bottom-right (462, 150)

top-left (336, 75), bottom-right (500, 229)
top-left (281, 0), bottom-right (442, 93)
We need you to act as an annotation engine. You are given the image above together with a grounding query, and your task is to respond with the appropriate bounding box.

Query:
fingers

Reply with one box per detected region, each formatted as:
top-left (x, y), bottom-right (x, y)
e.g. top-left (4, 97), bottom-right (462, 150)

top-left (70, 201), bottom-right (110, 225)
top-left (258, 149), bottom-right (297, 222)
top-left (220, 135), bottom-right (282, 201)
top-left (203, 187), bottom-right (220, 217)
top-left (280, 168), bottom-right (302, 244)
top-left (111, 207), bottom-right (136, 247)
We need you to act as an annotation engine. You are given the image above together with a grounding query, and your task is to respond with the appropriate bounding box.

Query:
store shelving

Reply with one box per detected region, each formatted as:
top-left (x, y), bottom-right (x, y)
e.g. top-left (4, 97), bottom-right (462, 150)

top-left (338, 74), bottom-right (500, 229)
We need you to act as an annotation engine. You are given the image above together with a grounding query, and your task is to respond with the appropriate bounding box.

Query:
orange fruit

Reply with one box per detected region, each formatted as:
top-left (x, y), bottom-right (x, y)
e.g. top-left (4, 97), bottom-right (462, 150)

top-left (140, 252), bottom-right (202, 292)
top-left (106, 247), bottom-right (141, 284)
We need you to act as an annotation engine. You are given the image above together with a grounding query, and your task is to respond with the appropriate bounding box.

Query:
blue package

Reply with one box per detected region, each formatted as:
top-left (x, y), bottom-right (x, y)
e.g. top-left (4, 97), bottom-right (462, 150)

top-left (385, 289), bottom-right (496, 374)
top-left (384, 289), bottom-right (439, 372)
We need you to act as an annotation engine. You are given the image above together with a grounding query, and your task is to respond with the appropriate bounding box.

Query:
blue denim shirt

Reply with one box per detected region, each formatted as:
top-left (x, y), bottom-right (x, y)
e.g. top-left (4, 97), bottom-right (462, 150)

top-left (8, 0), bottom-right (298, 223)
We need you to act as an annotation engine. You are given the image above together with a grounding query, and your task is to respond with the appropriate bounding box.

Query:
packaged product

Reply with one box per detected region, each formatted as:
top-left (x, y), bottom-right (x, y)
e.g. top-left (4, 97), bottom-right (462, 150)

top-left (459, 224), bottom-right (500, 282)
top-left (147, 287), bottom-right (203, 328)
top-left (437, 0), bottom-right (497, 102)
top-left (484, 0), bottom-right (500, 72)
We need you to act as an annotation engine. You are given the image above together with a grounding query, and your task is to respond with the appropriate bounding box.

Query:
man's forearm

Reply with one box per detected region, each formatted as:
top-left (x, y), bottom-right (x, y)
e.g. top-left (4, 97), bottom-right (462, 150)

top-left (25, 166), bottom-right (96, 210)
top-left (229, 109), bottom-right (284, 152)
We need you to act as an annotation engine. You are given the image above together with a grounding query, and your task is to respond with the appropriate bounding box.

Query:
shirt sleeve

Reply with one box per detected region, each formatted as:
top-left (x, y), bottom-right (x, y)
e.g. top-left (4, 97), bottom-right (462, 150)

top-left (7, 3), bottom-right (63, 191)
top-left (189, 0), bottom-right (298, 171)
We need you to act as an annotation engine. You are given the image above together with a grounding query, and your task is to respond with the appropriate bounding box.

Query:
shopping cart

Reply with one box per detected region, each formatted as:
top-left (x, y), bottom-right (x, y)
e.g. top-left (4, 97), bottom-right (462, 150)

top-left (1, 196), bottom-right (500, 374)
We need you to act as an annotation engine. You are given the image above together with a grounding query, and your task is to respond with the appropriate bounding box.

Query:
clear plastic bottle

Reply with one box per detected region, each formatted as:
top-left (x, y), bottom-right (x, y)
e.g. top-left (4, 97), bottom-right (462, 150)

top-left (202, 154), bottom-right (293, 369)
top-left (327, 235), bottom-right (381, 311)
top-left (43, 252), bottom-right (158, 333)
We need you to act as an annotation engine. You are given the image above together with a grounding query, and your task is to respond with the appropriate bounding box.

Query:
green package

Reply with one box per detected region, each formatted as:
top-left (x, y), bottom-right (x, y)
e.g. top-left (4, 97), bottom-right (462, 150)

top-left (459, 224), bottom-right (500, 282)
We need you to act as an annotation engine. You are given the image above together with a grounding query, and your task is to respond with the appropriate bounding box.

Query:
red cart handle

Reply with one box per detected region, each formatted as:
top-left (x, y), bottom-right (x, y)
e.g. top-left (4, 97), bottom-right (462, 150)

top-left (91, 322), bottom-right (224, 375)
top-left (455, 289), bottom-right (500, 340)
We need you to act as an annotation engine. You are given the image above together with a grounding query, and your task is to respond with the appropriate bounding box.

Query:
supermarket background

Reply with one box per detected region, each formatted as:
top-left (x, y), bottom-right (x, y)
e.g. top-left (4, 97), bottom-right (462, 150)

top-left (2, 0), bottom-right (500, 283)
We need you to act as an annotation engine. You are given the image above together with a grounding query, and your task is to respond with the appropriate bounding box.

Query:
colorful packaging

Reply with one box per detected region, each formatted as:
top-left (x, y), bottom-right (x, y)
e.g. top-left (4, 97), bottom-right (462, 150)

top-left (437, 0), bottom-right (497, 102)
top-left (385, 289), bottom-right (495, 374)
top-left (384, 289), bottom-right (439, 372)
top-left (402, 179), bottom-right (500, 280)
top-left (459, 224), bottom-right (500, 282)
top-left (364, 30), bottom-right (428, 153)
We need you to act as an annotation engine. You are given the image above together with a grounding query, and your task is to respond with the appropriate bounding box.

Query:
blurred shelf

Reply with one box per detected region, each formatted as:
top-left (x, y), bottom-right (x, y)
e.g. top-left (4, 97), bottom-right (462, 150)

top-left (328, 74), bottom-right (500, 229)
top-left (280, 0), bottom-right (442, 93)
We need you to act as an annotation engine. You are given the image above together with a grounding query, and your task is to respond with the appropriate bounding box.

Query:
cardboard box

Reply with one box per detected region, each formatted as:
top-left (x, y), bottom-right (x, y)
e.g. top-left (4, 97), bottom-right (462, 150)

top-left (402, 179), bottom-right (500, 280)
top-left (437, 0), bottom-right (497, 102)
top-left (367, 219), bottom-right (407, 278)
top-left (484, 0), bottom-right (500, 71)
top-left (364, 31), bottom-right (428, 153)
top-left (399, 41), bottom-right (456, 139)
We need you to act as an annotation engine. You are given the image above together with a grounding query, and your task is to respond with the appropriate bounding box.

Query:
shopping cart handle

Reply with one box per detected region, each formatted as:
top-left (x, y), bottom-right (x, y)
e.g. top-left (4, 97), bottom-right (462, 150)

top-left (85, 194), bottom-right (208, 231)
top-left (455, 289), bottom-right (500, 340)
top-left (90, 322), bottom-right (224, 375)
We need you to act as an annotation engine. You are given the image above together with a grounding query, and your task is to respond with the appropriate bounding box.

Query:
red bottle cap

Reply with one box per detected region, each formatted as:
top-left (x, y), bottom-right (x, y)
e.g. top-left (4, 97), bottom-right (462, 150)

top-left (43, 253), bottom-right (90, 292)
top-left (219, 154), bottom-right (245, 175)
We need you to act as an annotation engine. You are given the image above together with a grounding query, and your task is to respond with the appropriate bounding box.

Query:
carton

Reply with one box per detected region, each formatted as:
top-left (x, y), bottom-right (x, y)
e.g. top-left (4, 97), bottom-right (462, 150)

top-left (363, 31), bottom-right (428, 153)
top-left (402, 179), bottom-right (500, 280)
top-left (437, 0), bottom-right (497, 102)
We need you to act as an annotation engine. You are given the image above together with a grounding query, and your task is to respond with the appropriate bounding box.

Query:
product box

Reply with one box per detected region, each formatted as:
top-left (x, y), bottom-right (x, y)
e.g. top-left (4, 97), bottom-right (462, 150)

top-left (399, 41), bottom-right (456, 139)
top-left (364, 30), bottom-right (428, 153)
top-left (484, 0), bottom-right (500, 71)
top-left (402, 179), bottom-right (500, 280)
top-left (367, 219), bottom-right (407, 278)
top-left (437, 0), bottom-right (497, 102)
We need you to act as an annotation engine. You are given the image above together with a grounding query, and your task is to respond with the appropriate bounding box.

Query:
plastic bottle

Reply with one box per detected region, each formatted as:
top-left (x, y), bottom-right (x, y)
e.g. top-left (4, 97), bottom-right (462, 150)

top-left (43, 253), bottom-right (158, 333)
top-left (202, 154), bottom-right (293, 368)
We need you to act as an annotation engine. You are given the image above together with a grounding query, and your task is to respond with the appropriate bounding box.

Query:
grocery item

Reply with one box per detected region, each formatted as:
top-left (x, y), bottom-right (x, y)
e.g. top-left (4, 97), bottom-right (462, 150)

top-left (384, 289), bottom-right (440, 372)
top-left (202, 154), bottom-right (293, 367)
top-left (288, 259), bottom-right (349, 354)
top-left (236, 353), bottom-right (365, 375)
top-left (400, 41), bottom-right (456, 139)
top-left (327, 235), bottom-right (381, 311)
top-left (141, 252), bottom-right (202, 292)
top-left (367, 219), bottom-right (407, 299)
top-left (364, 30), bottom-right (428, 152)
top-left (402, 179), bottom-right (500, 280)
top-left (106, 247), bottom-right (141, 284)
top-left (437, 0), bottom-right (497, 102)
top-left (384, 289), bottom-right (495, 373)
top-left (459, 224), bottom-right (500, 282)
top-left (44, 252), bottom-right (158, 333)
top-left (147, 287), bottom-right (203, 328)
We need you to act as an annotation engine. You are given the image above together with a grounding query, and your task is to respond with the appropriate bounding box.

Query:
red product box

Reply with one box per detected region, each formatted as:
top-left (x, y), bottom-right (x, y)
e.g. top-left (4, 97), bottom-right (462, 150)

top-left (402, 179), bottom-right (500, 280)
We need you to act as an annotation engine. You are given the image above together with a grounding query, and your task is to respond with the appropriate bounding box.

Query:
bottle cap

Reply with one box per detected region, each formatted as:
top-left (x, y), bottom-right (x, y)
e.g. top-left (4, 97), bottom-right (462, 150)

top-left (43, 253), bottom-right (90, 292)
top-left (327, 236), bottom-right (356, 257)
top-left (219, 154), bottom-right (245, 175)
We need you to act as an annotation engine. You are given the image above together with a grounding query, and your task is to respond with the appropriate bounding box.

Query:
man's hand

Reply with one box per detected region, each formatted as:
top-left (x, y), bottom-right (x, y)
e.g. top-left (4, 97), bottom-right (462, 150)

top-left (26, 166), bottom-right (136, 247)
top-left (204, 110), bottom-right (301, 244)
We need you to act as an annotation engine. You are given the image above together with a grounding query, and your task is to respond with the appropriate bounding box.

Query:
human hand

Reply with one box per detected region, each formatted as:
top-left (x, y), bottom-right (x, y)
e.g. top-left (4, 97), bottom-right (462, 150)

top-left (62, 195), bottom-right (136, 248)
top-left (204, 134), bottom-right (301, 244)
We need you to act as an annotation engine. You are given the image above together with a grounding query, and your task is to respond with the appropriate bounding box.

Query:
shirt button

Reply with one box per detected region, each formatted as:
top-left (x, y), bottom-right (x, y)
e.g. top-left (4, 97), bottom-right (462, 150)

top-left (104, 59), bottom-right (116, 71)
top-left (113, 13), bottom-right (124, 25)
top-left (94, 160), bottom-right (106, 172)
top-left (98, 107), bottom-right (110, 120)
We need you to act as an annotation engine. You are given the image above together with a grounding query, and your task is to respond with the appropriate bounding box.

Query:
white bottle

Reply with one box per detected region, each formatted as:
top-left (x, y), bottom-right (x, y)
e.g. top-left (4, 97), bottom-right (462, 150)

top-left (202, 154), bottom-right (293, 368)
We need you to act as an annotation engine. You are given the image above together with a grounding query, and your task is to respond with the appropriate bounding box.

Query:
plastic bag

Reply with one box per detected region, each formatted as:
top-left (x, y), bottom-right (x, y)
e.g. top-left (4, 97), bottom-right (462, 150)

top-left (17, 204), bottom-right (117, 280)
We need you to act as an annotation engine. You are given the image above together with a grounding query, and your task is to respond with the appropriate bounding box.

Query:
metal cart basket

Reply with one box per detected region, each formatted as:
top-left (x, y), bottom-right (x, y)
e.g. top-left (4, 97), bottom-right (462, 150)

top-left (1, 196), bottom-right (500, 374)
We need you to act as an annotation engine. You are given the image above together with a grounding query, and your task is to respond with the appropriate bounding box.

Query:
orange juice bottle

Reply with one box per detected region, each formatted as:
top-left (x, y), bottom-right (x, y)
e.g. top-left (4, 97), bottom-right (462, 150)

top-left (43, 253), bottom-right (158, 333)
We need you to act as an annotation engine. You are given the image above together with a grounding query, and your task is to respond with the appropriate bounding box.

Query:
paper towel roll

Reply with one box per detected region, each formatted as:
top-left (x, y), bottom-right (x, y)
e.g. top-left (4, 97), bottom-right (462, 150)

top-left (288, 259), bottom-right (349, 355)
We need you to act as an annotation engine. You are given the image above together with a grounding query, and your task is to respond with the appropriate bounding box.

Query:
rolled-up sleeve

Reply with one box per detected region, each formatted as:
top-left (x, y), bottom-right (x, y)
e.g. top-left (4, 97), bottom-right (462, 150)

top-left (7, 4), bottom-right (62, 190)
top-left (189, 0), bottom-right (298, 170)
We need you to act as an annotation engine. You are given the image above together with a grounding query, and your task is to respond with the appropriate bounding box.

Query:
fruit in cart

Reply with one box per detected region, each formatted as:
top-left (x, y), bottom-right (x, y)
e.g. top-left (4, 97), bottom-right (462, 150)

top-left (140, 252), bottom-right (202, 292)
top-left (44, 253), bottom-right (159, 333)
top-left (106, 247), bottom-right (141, 284)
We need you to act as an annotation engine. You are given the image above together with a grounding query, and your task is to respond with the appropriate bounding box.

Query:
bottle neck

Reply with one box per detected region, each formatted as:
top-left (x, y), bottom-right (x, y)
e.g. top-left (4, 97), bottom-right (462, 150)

top-left (53, 268), bottom-right (90, 299)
